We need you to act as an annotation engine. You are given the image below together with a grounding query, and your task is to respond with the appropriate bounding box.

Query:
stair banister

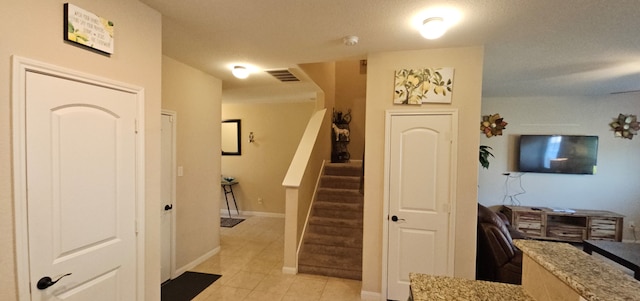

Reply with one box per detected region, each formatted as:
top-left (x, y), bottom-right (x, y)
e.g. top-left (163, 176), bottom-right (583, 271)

top-left (282, 108), bottom-right (328, 274)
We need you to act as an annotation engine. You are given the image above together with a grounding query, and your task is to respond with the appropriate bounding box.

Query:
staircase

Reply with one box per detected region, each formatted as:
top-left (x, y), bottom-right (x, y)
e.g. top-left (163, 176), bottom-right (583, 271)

top-left (298, 161), bottom-right (363, 280)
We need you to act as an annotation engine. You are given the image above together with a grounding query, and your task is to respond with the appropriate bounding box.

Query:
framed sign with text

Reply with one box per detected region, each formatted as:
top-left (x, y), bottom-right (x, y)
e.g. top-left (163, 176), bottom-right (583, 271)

top-left (64, 3), bottom-right (114, 55)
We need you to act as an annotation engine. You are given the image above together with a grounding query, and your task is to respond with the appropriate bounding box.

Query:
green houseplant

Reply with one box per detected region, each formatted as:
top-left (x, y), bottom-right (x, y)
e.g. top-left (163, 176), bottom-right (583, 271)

top-left (479, 145), bottom-right (494, 169)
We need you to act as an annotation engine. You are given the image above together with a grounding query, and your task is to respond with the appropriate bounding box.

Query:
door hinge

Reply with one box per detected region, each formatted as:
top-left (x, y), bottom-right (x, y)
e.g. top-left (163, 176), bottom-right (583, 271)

top-left (135, 119), bottom-right (139, 134)
top-left (442, 203), bottom-right (451, 213)
top-left (135, 219), bottom-right (139, 235)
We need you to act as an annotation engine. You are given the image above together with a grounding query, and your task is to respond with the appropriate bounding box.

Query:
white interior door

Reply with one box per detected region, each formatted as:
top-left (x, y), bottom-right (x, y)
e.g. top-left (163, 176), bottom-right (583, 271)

top-left (160, 112), bottom-right (176, 282)
top-left (385, 111), bottom-right (457, 301)
top-left (24, 70), bottom-right (139, 300)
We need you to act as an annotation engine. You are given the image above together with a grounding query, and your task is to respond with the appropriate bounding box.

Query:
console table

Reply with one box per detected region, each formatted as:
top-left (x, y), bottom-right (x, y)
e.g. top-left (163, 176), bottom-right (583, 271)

top-left (502, 206), bottom-right (623, 242)
top-left (221, 180), bottom-right (239, 217)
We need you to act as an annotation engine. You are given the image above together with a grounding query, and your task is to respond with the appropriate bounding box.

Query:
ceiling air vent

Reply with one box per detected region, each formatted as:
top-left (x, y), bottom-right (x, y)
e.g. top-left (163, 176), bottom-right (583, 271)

top-left (266, 69), bottom-right (300, 82)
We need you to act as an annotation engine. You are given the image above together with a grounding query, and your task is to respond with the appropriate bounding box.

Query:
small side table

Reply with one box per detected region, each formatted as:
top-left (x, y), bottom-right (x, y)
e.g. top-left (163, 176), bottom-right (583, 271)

top-left (221, 181), bottom-right (239, 217)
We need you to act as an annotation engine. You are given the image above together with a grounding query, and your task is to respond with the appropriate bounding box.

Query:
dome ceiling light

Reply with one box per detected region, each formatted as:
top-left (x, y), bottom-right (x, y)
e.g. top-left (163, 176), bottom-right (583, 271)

top-left (343, 35), bottom-right (359, 46)
top-left (420, 17), bottom-right (447, 40)
top-left (232, 65), bottom-right (250, 79)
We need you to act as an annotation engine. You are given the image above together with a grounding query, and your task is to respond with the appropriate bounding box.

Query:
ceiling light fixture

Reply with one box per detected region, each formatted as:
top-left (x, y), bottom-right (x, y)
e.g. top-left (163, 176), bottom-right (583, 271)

top-left (232, 66), bottom-right (250, 79)
top-left (420, 17), bottom-right (447, 40)
top-left (343, 35), bottom-right (359, 46)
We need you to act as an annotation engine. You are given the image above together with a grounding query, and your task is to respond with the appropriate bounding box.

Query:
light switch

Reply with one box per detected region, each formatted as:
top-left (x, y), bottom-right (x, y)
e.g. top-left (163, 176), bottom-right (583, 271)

top-left (177, 166), bottom-right (183, 176)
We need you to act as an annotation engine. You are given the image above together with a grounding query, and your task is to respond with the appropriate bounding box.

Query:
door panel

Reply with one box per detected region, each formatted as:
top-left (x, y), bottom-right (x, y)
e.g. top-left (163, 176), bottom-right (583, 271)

top-left (26, 71), bottom-right (138, 300)
top-left (387, 112), bottom-right (455, 300)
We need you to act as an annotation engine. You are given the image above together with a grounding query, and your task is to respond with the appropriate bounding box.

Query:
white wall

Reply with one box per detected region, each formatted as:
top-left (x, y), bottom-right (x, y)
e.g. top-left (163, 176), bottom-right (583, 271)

top-left (479, 94), bottom-right (640, 241)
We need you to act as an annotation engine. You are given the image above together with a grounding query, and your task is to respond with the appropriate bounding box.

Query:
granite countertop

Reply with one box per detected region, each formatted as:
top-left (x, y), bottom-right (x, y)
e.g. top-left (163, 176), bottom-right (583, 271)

top-left (409, 273), bottom-right (535, 301)
top-left (514, 239), bottom-right (640, 301)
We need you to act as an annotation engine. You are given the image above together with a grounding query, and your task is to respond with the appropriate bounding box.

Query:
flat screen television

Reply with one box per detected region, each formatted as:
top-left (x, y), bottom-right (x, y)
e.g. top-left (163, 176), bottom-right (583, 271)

top-left (518, 135), bottom-right (598, 174)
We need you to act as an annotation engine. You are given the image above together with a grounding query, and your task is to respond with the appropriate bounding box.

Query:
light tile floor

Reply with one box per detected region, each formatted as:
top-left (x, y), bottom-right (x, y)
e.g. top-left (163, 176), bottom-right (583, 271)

top-left (191, 216), bottom-right (365, 301)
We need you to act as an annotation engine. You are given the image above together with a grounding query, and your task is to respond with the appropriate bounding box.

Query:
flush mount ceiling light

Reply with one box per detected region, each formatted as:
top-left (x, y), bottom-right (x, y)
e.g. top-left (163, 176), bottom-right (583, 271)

top-left (343, 35), bottom-right (359, 46)
top-left (420, 17), bottom-right (447, 40)
top-left (232, 65), bottom-right (250, 79)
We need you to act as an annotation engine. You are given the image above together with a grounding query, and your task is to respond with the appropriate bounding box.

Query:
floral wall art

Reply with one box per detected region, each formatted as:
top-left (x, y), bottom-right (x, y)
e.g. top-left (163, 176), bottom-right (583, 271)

top-left (393, 67), bottom-right (454, 104)
top-left (610, 113), bottom-right (639, 139)
top-left (480, 113), bottom-right (508, 138)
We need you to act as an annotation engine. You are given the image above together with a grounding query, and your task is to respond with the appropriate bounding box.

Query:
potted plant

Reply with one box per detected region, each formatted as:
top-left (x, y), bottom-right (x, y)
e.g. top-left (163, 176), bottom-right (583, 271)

top-left (479, 145), bottom-right (494, 169)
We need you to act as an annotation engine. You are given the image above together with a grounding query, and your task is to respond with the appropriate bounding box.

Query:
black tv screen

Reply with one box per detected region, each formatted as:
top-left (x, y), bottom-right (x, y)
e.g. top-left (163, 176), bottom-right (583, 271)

top-left (518, 135), bottom-right (598, 174)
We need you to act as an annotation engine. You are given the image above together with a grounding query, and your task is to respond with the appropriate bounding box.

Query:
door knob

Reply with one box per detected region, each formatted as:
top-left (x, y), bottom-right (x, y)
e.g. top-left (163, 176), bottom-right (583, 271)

top-left (37, 273), bottom-right (72, 290)
top-left (164, 204), bottom-right (173, 211)
top-left (391, 215), bottom-right (405, 222)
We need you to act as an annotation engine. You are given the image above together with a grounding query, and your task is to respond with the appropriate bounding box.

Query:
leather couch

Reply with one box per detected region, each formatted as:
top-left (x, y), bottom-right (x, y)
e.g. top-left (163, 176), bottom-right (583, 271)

top-left (476, 203), bottom-right (524, 284)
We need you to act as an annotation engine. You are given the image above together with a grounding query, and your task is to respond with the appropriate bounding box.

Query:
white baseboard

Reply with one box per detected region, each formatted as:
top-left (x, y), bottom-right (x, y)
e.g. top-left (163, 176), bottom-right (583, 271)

top-left (360, 290), bottom-right (382, 301)
top-left (174, 246), bottom-right (220, 277)
top-left (282, 266), bottom-right (297, 275)
top-left (219, 209), bottom-right (285, 218)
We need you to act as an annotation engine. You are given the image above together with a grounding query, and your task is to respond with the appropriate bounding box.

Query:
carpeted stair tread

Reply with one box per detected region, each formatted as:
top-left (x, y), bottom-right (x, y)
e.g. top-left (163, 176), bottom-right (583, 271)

top-left (324, 163), bottom-right (363, 177)
top-left (301, 243), bottom-right (362, 257)
top-left (312, 208), bottom-right (363, 219)
top-left (303, 232), bottom-right (362, 247)
top-left (309, 216), bottom-right (363, 228)
top-left (316, 188), bottom-right (363, 203)
top-left (313, 200), bottom-right (362, 211)
top-left (306, 224), bottom-right (363, 237)
top-left (320, 175), bottom-right (361, 189)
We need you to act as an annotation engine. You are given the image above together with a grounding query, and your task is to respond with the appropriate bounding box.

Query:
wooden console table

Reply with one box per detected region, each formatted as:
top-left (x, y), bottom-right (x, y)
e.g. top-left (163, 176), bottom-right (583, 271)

top-left (502, 206), bottom-right (623, 242)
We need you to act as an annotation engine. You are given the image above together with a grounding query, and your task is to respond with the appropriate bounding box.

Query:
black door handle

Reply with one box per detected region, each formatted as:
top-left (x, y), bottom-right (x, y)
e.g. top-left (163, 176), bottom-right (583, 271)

top-left (164, 204), bottom-right (173, 211)
top-left (391, 215), bottom-right (406, 222)
top-left (37, 273), bottom-right (72, 290)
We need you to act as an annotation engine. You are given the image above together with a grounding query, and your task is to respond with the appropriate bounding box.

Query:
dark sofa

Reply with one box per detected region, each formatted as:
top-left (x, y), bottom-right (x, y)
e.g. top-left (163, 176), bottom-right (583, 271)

top-left (476, 203), bottom-right (524, 284)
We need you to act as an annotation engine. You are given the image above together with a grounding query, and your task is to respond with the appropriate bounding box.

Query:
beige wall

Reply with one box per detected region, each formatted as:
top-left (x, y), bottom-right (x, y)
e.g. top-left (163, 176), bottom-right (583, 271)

top-left (362, 46), bottom-right (484, 294)
top-left (0, 1), bottom-right (162, 300)
top-left (335, 60), bottom-right (367, 160)
top-left (162, 56), bottom-right (222, 270)
top-left (221, 102), bottom-right (315, 214)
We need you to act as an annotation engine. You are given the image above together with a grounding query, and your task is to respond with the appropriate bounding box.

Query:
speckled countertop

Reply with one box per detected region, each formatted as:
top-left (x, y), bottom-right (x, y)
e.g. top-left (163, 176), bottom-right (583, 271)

top-left (514, 239), bottom-right (640, 301)
top-left (409, 273), bottom-right (535, 301)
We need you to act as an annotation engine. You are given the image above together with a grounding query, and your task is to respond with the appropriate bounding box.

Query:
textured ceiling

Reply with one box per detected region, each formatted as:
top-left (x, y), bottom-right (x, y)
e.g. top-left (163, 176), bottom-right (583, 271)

top-left (140, 0), bottom-right (640, 102)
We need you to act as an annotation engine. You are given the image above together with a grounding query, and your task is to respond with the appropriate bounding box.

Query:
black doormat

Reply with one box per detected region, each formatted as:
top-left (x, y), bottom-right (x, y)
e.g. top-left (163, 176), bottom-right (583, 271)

top-left (161, 271), bottom-right (221, 301)
top-left (221, 217), bottom-right (244, 228)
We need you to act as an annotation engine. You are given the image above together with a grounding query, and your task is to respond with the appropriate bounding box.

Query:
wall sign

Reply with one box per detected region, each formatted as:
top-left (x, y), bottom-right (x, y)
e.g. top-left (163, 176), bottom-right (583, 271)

top-left (64, 3), bottom-right (114, 54)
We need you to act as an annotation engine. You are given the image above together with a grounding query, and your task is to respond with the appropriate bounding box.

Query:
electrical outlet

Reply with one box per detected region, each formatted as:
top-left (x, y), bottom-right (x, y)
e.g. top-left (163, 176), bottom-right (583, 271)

top-left (257, 197), bottom-right (263, 204)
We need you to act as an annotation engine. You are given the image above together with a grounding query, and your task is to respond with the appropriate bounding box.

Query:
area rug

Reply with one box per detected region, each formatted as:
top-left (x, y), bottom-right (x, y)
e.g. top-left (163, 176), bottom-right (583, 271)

top-left (220, 217), bottom-right (244, 228)
top-left (161, 271), bottom-right (221, 301)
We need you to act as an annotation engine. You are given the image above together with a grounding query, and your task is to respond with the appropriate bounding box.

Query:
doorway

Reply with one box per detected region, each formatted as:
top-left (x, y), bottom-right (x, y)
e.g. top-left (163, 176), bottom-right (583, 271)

top-left (161, 111), bottom-right (177, 282)
top-left (12, 57), bottom-right (145, 300)
top-left (383, 109), bottom-right (458, 300)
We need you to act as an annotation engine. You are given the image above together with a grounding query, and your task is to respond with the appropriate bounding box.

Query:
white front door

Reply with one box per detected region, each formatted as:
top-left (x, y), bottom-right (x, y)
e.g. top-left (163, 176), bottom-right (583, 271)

top-left (160, 112), bottom-right (176, 282)
top-left (385, 111), bottom-right (457, 300)
top-left (23, 70), bottom-right (139, 300)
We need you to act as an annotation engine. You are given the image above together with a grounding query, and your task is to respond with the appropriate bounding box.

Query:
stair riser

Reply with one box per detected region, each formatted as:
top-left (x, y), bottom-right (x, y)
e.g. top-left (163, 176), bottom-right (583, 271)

top-left (309, 217), bottom-right (362, 228)
top-left (304, 234), bottom-right (362, 247)
top-left (316, 193), bottom-right (363, 203)
top-left (324, 166), bottom-right (362, 177)
top-left (298, 265), bottom-right (362, 281)
top-left (320, 179), bottom-right (360, 190)
top-left (306, 224), bottom-right (363, 237)
top-left (312, 208), bottom-right (363, 219)
top-left (301, 243), bottom-right (362, 257)
top-left (313, 201), bottom-right (362, 211)
top-left (298, 252), bottom-right (362, 269)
